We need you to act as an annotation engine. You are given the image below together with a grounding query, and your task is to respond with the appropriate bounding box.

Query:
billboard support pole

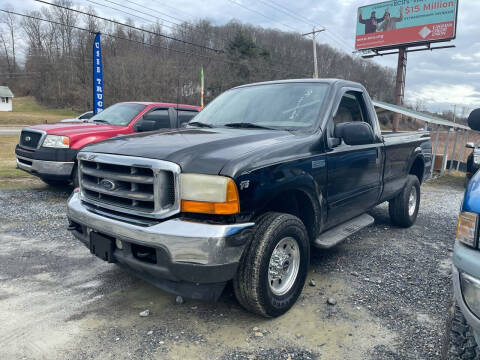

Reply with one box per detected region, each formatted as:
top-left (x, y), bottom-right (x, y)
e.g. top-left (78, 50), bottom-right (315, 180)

top-left (393, 47), bottom-right (407, 132)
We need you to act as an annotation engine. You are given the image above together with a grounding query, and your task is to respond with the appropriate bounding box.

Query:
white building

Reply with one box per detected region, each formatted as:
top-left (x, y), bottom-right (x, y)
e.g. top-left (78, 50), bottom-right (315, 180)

top-left (0, 86), bottom-right (13, 111)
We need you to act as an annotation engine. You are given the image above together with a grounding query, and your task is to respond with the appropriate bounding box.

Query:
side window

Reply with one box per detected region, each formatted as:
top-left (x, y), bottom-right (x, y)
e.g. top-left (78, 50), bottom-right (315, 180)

top-left (177, 110), bottom-right (198, 127)
top-left (333, 91), bottom-right (370, 126)
top-left (143, 109), bottom-right (171, 130)
top-left (79, 112), bottom-right (94, 120)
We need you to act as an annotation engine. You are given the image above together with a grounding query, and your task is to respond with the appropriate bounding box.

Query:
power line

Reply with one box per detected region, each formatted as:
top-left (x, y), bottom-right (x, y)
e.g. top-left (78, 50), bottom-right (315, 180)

top-left (33, 0), bottom-right (223, 53)
top-left (81, 0), bottom-right (181, 33)
top-left (1, 9), bottom-right (310, 78)
top-left (256, 0), bottom-right (354, 53)
top-left (225, 0), bottom-right (303, 34)
top-left (256, 0), bottom-right (315, 29)
top-left (82, 0), bottom-right (229, 44)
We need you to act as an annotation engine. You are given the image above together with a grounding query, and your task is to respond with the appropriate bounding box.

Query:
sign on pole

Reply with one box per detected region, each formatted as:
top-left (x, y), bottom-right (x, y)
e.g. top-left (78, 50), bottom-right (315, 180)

top-left (93, 32), bottom-right (104, 114)
top-left (355, 0), bottom-right (458, 51)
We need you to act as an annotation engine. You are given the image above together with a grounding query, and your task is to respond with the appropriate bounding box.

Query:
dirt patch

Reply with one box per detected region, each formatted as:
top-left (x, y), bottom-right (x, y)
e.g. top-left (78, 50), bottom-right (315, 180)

top-left (0, 179), bottom-right (461, 359)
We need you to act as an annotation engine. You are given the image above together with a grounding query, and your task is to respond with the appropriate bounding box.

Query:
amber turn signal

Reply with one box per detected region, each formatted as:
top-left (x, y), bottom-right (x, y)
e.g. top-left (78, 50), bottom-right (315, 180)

top-left (181, 178), bottom-right (240, 214)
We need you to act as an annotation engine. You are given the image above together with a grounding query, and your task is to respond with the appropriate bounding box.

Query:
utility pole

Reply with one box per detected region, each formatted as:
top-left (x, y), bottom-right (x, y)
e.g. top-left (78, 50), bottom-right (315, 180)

top-left (302, 27), bottom-right (325, 79)
top-left (453, 104), bottom-right (457, 123)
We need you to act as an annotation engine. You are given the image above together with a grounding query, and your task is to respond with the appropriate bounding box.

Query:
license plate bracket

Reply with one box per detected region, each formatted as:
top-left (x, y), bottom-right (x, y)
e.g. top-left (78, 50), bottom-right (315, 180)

top-left (90, 232), bottom-right (116, 263)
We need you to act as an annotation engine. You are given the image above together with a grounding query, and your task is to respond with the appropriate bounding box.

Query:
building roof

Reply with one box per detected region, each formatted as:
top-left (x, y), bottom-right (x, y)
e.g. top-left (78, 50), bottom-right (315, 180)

top-left (0, 86), bottom-right (13, 98)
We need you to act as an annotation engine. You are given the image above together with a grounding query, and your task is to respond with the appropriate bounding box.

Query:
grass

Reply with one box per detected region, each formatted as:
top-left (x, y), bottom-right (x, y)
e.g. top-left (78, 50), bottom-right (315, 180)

top-left (427, 169), bottom-right (465, 190)
top-left (0, 96), bottom-right (80, 126)
top-left (0, 135), bottom-right (44, 189)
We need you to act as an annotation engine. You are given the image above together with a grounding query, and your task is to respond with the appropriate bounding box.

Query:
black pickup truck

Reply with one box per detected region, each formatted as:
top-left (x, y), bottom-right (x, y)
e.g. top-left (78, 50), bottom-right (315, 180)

top-left (67, 79), bottom-right (432, 317)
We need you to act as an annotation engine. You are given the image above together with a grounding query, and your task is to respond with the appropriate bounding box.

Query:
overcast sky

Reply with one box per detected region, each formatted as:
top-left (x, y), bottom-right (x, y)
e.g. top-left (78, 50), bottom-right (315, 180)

top-left (8, 0), bottom-right (480, 114)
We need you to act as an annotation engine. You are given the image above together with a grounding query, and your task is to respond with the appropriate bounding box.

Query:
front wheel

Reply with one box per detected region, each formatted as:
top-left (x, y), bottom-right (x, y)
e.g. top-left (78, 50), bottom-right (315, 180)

top-left (388, 174), bottom-right (420, 228)
top-left (71, 165), bottom-right (79, 188)
top-left (448, 304), bottom-right (480, 359)
top-left (233, 212), bottom-right (310, 317)
top-left (41, 178), bottom-right (70, 187)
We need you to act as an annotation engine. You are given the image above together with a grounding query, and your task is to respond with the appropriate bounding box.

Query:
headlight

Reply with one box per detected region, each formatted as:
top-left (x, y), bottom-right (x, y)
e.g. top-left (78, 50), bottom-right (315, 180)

top-left (474, 154), bottom-right (480, 164)
top-left (42, 135), bottom-right (70, 148)
top-left (180, 174), bottom-right (240, 214)
top-left (457, 212), bottom-right (478, 247)
top-left (461, 272), bottom-right (480, 318)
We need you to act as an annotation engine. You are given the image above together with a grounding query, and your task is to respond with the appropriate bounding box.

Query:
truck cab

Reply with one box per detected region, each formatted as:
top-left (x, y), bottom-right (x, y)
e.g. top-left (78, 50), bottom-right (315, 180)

top-left (15, 102), bottom-right (201, 186)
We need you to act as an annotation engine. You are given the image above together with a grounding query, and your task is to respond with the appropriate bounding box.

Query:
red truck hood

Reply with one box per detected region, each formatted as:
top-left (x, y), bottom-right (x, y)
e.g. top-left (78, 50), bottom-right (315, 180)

top-left (26, 123), bottom-right (125, 136)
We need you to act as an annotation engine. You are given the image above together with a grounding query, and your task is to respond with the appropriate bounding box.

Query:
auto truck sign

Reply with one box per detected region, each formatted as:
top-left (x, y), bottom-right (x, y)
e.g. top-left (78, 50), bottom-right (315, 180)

top-left (355, 0), bottom-right (458, 51)
top-left (93, 32), bottom-right (104, 114)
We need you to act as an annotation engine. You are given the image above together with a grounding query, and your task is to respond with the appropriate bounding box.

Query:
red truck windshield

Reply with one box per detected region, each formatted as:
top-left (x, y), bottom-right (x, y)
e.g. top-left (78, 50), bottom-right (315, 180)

top-left (88, 103), bottom-right (146, 126)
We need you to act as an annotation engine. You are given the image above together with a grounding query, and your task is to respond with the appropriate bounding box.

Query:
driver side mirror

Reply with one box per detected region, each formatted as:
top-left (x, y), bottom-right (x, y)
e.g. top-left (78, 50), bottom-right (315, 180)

top-left (334, 122), bottom-right (375, 146)
top-left (135, 119), bottom-right (157, 132)
top-left (468, 109), bottom-right (480, 131)
top-left (466, 142), bottom-right (475, 149)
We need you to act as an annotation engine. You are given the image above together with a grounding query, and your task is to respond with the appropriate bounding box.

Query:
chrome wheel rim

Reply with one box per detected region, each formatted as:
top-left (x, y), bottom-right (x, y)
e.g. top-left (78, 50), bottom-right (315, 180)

top-left (408, 186), bottom-right (417, 216)
top-left (268, 237), bottom-right (300, 296)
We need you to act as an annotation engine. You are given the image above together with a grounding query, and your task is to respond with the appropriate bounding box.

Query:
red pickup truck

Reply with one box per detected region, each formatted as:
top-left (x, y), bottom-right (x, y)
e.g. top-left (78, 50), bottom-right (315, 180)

top-left (15, 102), bottom-right (201, 186)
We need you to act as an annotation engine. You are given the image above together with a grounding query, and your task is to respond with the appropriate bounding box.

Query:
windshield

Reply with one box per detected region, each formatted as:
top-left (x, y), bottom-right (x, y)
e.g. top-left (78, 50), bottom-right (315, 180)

top-left (88, 103), bottom-right (146, 126)
top-left (190, 83), bottom-right (329, 130)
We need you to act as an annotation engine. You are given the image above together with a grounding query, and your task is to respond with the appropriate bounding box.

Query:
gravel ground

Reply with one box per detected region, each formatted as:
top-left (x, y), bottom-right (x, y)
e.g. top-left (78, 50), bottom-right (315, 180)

top-left (0, 177), bottom-right (464, 360)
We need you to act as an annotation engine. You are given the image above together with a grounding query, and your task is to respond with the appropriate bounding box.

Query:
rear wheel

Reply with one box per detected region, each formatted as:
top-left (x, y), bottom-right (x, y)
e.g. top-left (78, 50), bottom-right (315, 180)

top-left (233, 212), bottom-right (309, 317)
top-left (388, 175), bottom-right (420, 228)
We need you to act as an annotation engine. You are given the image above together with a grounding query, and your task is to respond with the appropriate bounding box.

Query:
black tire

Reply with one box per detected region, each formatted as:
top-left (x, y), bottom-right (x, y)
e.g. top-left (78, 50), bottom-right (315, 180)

top-left (41, 178), bottom-right (70, 187)
top-left (71, 165), bottom-right (79, 188)
top-left (448, 304), bottom-right (480, 359)
top-left (233, 212), bottom-right (310, 317)
top-left (388, 174), bottom-right (420, 228)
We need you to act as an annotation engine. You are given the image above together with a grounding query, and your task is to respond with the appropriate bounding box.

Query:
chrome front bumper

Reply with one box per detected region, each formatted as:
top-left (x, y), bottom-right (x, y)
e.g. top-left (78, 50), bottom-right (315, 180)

top-left (453, 241), bottom-right (480, 342)
top-left (67, 192), bottom-right (254, 294)
top-left (16, 155), bottom-right (74, 177)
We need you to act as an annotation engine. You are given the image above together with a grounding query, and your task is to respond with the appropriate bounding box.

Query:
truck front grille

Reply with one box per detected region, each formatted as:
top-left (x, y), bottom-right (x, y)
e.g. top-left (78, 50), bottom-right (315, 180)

top-left (78, 152), bottom-right (180, 219)
top-left (19, 130), bottom-right (44, 149)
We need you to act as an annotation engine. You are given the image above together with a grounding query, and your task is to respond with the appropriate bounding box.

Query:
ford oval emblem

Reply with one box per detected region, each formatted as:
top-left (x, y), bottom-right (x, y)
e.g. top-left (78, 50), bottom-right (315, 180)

top-left (100, 179), bottom-right (116, 191)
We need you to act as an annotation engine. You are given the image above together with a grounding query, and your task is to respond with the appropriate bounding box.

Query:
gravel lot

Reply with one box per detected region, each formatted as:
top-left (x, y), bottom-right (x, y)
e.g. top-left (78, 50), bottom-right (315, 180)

top-left (0, 177), bottom-right (464, 360)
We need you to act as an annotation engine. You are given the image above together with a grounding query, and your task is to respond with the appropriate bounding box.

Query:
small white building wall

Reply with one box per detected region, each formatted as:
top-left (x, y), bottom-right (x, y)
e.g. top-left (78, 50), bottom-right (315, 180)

top-left (0, 97), bottom-right (13, 111)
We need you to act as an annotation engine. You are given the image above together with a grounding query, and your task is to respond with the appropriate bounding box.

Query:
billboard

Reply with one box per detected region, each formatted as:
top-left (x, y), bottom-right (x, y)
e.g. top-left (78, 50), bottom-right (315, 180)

top-left (355, 0), bottom-right (458, 51)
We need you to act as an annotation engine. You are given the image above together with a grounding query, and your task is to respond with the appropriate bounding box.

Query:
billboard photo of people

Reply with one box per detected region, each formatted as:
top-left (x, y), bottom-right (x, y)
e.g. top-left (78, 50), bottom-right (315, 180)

top-left (356, 0), bottom-right (458, 51)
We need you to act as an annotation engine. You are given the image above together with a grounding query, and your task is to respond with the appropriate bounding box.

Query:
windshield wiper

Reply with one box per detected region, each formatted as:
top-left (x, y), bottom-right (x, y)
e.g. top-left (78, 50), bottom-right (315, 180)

top-left (224, 122), bottom-right (274, 130)
top-left (92, 119), bottom-right (109, 124)
top-left (188, 121), bottom-right (213, 128)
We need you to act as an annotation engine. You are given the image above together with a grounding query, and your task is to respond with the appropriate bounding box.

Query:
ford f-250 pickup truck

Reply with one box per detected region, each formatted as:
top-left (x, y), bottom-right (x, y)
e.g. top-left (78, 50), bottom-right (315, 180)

top-left (15, 102), bottom-right (201, 187)
top-left (67, 79), bottom-right (432, 317)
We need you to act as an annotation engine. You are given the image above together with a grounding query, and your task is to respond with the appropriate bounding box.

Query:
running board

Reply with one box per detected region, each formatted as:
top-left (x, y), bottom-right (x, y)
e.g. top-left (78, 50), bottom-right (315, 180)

top-left (313, 213), bottom-right (375, 249)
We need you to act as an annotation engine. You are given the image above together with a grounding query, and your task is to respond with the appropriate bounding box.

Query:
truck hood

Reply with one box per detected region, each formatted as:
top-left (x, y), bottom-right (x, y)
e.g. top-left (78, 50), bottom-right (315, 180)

top-left (26, 123), bottom-right (125, 136)
top-left (82, 128), bottom-right (296, 174)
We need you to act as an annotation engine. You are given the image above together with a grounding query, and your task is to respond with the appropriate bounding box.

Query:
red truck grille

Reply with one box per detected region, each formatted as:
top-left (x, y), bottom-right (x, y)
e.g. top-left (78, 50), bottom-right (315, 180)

top-left (77, 152), bottom-right (180, 219)
top-left (19, 130), bottom-right (45, 149)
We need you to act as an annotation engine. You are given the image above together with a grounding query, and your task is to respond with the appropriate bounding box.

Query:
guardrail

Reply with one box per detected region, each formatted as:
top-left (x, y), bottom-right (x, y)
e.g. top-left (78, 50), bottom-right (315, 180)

top-left (373, 100), bottom-right (472, 178)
